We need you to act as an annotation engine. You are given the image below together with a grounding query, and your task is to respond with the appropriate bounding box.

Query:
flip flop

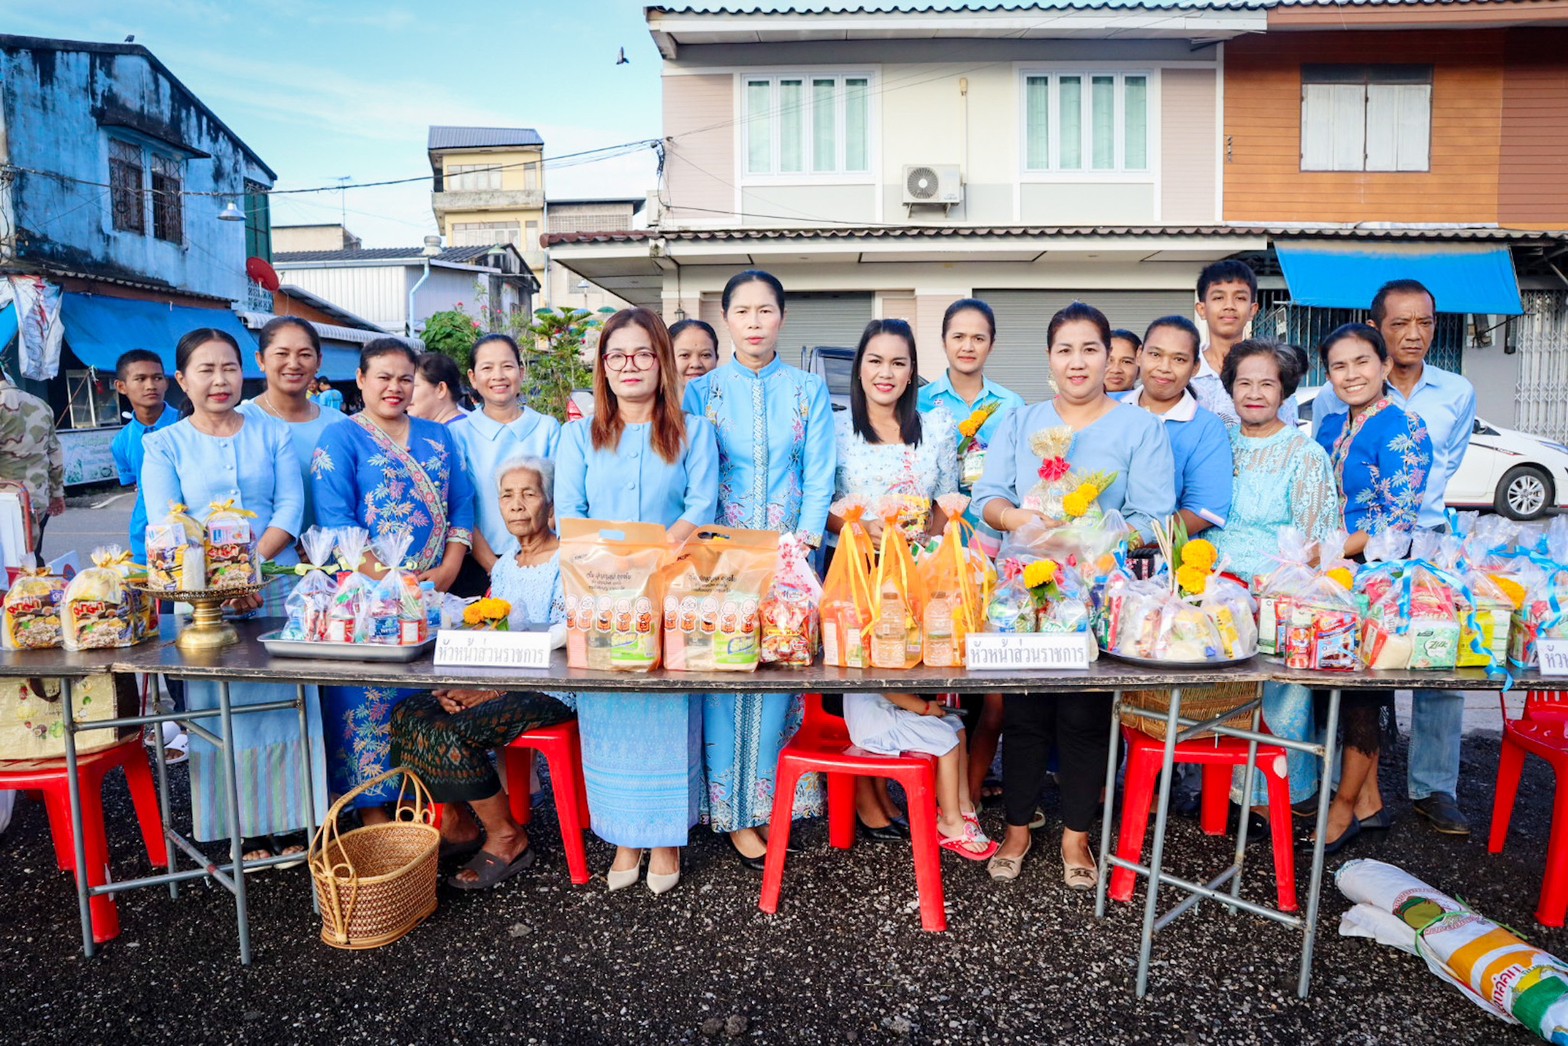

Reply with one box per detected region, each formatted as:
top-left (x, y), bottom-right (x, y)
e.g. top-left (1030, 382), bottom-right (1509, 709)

top-left (271, 833), bottom-right (308, 870)
top-left (939, 826), bottom-right (999, 862)
top-left (439, 836), bottom-right (485, 862)
top-left (448, 845), bottom-right (536, 890)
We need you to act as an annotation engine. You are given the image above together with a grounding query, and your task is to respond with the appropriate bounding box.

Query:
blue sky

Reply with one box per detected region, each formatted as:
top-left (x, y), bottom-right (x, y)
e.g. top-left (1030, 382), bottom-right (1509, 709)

top-left (8, 0), bottom-right (669, 246)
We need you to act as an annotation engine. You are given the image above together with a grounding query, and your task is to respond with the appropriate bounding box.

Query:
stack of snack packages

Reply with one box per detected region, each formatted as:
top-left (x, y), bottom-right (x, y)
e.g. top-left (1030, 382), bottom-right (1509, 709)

top-left (1420, 530), bottom-right (1510, 670)
top-left (2, 567), bottom-right (66, 650)
top-left (326, 528), bottom-right (375, 643)
top-left (144, 502), bottom-right (206, 591)
top-left (821, 500), bottom-right (879, 668)
top-left (917, 494), bottom-right (995, 667)
top-left (368, 527), bottom-right (426, 645)
top-left (281, 526), bottom-right (338, 642)
top-left (63, 546), bottom-right (147, 651)
top-left (1483, 515), bottom-right (1568, 670)
top-left (759, 533), bottom-right (822, 668)
top-left (1251, 527), bottom-right (1359, 669)
top-left (204, 499), bottom-right (261, 590)
top-left (1100, 532), bottom-right (1249, 663)
top-left (560, 518), bottom-right (667, 672)
top-left (1185, 541), bottom-right (1258, 661)
top-left (869, 500), bottom-right (927, 670)
top-left (1253, 527), bottom-right (1321, 658)
top-left (660, 526), bottom-right (777, 672)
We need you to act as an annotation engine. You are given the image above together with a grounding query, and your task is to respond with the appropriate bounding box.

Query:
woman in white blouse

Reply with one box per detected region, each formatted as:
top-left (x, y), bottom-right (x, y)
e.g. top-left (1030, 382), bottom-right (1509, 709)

top-left (826, 318), bottom-right (961, 841)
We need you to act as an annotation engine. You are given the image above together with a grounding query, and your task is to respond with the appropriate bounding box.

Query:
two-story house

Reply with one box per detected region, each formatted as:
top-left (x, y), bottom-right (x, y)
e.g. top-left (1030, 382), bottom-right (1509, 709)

top-left (429, 126), bottom-right (547, 273)
top-left (548, 2), bottom-right (1568, 421)
top-left (0, 34), bottom-right (276, 483)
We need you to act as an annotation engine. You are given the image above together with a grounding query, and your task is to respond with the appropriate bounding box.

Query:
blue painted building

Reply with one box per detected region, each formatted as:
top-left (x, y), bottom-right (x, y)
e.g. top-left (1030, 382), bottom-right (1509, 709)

top-left (0, 34), bottom-right (275, 483)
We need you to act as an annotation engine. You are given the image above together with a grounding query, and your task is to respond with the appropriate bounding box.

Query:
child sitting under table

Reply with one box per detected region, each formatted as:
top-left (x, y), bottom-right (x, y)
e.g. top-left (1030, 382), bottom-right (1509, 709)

top-left (843, 692), bottom-right (997, 859)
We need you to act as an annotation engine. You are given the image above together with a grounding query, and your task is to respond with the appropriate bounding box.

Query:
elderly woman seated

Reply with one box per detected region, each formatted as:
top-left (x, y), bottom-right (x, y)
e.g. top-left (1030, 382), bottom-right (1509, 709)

top-left (390, 457), bottom-right (572, 889)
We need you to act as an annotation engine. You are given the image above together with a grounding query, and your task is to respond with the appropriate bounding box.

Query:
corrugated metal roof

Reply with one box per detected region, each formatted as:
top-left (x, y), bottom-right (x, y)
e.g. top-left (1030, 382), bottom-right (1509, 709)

top-left (427, 126), bottom-right (544, 151)
top-left (651, 1), bottom-right (1543, 13)
top-left (274, 245), bottom-right (507, 264)
top-left (546, 224), bottom-right (1568, 246)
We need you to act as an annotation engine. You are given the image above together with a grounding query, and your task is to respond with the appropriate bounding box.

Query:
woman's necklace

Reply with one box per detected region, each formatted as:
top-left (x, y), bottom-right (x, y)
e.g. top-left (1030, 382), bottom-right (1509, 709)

top-left (259, 390), bottom-right (317, 423)
top-left (363, 412), bottom-right (410, 446)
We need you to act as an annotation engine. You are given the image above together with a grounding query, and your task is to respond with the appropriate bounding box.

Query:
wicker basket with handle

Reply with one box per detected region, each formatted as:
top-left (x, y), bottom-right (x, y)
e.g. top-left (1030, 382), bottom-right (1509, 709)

top-left (308, 767), bottom-right (439, 950)
top-left (1119, 680), bottom-right (1261, 741)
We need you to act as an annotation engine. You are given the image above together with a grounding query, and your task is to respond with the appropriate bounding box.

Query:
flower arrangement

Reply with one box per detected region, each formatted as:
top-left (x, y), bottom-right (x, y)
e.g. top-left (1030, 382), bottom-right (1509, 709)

top-left (1021, 426), bottom-right (1118, 523)
top-left (1022, 558), bottom-right (1060, 600)
top-left (463, 597), bottom-right (512, 631)
top-left (956, 402), bottom-right (1001, 458)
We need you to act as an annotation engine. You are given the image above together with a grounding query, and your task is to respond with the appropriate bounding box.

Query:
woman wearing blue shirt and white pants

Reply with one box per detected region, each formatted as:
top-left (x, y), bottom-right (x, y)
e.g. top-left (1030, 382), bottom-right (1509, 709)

top-left (975, 302), bottom-right (1176, 889)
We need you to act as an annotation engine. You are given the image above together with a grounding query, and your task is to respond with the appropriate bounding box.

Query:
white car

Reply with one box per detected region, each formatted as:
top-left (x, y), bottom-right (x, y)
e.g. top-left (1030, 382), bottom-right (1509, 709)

top-left (1294, 386), bottom-right (1568, 520)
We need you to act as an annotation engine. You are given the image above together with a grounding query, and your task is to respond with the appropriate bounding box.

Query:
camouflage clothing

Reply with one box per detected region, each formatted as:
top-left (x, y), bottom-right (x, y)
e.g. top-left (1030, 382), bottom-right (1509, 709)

top-left (0, 378), bottom-right (64, 526)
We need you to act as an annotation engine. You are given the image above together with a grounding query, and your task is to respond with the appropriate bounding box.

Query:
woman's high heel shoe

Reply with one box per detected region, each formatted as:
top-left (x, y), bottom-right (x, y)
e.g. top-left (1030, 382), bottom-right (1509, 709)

top-left (646, 861), bottom-right (681, 895)
top-left (728, 835), bottom-right (767, 873)
top-left (607, 851), bottom-right (644, 891)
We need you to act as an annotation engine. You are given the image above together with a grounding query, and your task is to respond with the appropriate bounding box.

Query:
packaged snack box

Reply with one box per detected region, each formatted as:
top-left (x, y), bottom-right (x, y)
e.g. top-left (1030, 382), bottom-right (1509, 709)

top-left (2, 569), bottom-right (66, 650)
top-left (63, 547), bottom-right (138, 651)
top-left (204, 499), bottom-right (260, 590)
top-left (144, 502), bottom-right (205, 591)
top-left (661, 526), bottom-right (776, 672)
top-left (560, 519), bottom-right (669, 672)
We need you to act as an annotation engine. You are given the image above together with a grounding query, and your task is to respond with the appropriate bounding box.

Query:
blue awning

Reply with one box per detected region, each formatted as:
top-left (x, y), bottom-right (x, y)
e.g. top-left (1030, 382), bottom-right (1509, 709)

top-left (0, 303), bottom-right (16, 352)
top-left (1276, 241), bottom-right (1524, 316)
top-left (59, 294), bottom-right (263, 377)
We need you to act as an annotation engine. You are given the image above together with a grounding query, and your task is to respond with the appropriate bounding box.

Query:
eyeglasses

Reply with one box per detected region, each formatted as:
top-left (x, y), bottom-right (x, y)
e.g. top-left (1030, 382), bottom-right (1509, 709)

top-left (604, 350), bottom-right (658, 372)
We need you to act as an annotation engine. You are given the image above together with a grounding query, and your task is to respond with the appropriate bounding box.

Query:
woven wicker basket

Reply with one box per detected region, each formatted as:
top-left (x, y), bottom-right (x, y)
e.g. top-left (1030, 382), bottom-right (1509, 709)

top-left (308, 767), bottom-right (439, 950)
top-left (1120, 680), bottom-right (1260, 741)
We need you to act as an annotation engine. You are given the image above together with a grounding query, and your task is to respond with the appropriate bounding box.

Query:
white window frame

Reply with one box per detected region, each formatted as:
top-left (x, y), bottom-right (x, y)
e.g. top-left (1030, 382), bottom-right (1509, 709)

top-left (737, 67), bottom-right (878, 186)
top-left (1016, 65), bottom-right (1159, 183)
top-left (445, 163), bottom-right (504, 191)
top-left (1300, 65), bottom-right (1432, 173)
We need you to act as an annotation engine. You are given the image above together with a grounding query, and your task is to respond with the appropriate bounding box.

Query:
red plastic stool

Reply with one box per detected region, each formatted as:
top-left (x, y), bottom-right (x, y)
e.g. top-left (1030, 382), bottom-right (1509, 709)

top-left (759, 694), bottom-right (947, 932)
top-left (1490, 690), bottom-right (1568, 927)
top-left (503, 719), bottom-right (592, 886)
top-left (1109, 725), bottom-right (1298, 912)
top-left (0, 737), bottom-right (168, 944)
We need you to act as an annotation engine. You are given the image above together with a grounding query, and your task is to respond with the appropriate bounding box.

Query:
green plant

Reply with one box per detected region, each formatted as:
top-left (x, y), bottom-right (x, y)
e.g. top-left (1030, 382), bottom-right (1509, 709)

top-left (519, 307), bottom-right (612, 422)
top-left (420, 309), bottom-right (481, 373)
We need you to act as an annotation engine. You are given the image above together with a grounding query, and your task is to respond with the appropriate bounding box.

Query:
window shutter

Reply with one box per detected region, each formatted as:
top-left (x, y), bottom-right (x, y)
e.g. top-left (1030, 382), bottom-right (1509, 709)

top-left (1395, 83), bottom-right (1431, 171)
top-left (1364, 84), bottom-right (1399, 171)
top-left (1301, 84), bottom-right (1334, 170)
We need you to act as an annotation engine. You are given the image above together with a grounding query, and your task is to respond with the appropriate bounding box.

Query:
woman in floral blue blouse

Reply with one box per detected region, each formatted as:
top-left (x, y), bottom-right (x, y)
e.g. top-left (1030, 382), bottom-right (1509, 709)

top-left (1311, 322), bottom-right (1432, 853)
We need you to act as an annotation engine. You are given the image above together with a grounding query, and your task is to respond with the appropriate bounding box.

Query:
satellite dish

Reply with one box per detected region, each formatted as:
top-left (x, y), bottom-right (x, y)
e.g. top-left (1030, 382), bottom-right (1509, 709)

top-left (246, 257), bottom-right (281, 292)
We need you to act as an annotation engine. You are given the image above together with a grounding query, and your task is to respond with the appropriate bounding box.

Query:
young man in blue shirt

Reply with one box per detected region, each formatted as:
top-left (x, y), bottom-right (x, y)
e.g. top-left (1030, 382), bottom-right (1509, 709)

top-left (1310, 279), bottom-right (1479, 837)
top-left (110, 349), bottom-right (178, 564)
top-left (1117, 315), bottom-right (1233, 536)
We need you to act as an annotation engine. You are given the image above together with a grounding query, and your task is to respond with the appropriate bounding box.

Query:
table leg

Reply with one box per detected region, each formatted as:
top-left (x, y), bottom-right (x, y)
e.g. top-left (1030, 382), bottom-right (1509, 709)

top-left (296, 683), bottom-right (319, 915)
top-left (217, 681), bottom-right (253, 966)
top-left (1227, 694), bottom-right (1264, 912)
top-left (61, 676), bottom-right (95, 957)
top-left (1135, 686), bottom-right (1183, 998)
top-left (147, 680), bottom-right (179, 900)
top-left (1297, 687), bottom-right (1341, 999)
top-left (1094, 689), bottom-right (1123, 920)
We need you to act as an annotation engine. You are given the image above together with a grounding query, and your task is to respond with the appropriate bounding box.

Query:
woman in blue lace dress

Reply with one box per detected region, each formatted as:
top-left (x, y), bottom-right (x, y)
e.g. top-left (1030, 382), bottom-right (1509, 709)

top-left (1311, 324), bottom-right (1432, 853)
top-left (1212, 340), bottom-right (1338, 819)
top-left (390, 457), bottom-right (572, 889)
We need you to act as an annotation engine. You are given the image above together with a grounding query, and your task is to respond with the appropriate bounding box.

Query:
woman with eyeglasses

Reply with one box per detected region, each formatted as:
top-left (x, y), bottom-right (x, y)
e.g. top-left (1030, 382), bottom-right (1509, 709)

top-left (555, 307), bottom-right (718, 895)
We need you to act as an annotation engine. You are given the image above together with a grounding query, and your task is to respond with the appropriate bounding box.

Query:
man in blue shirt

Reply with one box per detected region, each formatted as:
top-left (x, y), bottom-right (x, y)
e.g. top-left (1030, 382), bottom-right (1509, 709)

top-left (1190, 259), bottom-right (1298, 427)
top-left (110, 349), bottom-right (178, 564)
top-left (916, 298), bottom-right (1026, 556)
top-left (1116, 315), bottom-right (1232, 536)
top-left (1311, 279), bottom-right (1479, 837)
top-left (316, 378), bottom-right (345, 412)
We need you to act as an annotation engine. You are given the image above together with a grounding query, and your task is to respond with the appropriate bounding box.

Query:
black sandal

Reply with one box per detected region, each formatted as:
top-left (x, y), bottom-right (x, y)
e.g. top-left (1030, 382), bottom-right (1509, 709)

top-left (271, 832), bottom-right (308, 870)
top-left (439, 835), bottom-right (485, 862)
top-left (448, 845), bottom-right (536, 890)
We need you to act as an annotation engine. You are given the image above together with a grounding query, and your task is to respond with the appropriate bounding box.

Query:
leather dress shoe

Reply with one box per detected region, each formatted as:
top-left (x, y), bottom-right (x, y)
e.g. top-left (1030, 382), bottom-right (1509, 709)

top-left (728, 836), bottom-right (767, 873)
top-left (1412, 793), bottom-right (1471, 836)
top-left (858, 816), bottom-right (911, 843)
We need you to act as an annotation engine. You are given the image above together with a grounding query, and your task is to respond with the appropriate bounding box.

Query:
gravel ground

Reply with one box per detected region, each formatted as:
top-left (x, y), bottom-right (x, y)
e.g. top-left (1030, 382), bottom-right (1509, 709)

top-left (1, 729), bottom-right (1563, 1046)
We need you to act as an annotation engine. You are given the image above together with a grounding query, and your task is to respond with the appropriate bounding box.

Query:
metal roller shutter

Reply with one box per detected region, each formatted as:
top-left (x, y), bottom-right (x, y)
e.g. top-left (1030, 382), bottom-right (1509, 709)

top-left (777, 292), bottom-right (875, 367)
top-left (976, 289), bottom-right (1197, 403)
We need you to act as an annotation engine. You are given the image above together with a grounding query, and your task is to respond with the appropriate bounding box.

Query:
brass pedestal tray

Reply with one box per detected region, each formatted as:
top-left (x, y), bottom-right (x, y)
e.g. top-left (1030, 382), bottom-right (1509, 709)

top-left (129, 579), bottom-right (272, 654)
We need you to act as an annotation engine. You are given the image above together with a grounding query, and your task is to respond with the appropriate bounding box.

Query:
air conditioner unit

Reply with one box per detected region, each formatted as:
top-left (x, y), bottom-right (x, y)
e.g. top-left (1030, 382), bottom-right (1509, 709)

top-left (902, 164), bottom-right (963, 206)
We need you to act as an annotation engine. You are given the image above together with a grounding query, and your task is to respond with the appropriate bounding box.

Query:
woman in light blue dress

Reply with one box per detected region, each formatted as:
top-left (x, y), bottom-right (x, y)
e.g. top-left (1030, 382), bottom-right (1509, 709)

top-left (973, 302), bottom-right (1176, 889)
top-left (557, 306), bottom-right (718, 894)
top-left (449, 334), bottom-right (561, 572)
top-left (141, 328), bottom-right (325, 861)
top-left (236, 316), bottom-right (346, 531)
top-left (682, 270), bottom-right (832, 868)
top-left (311, 339), bottom-right (476, 821)
top-left (1211, 340), bottom-right (1339, 819)
top-left (389, 456), bottom-right (573, 889)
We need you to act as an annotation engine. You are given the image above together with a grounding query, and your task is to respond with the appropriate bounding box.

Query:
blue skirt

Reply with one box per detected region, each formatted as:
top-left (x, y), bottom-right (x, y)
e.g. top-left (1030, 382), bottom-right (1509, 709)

top-left (702, 692), bottom-right (822, 832)
top-left (323, 686), bottom-right (417, 808)
top-left (576, 692), bottom-right (702, 848)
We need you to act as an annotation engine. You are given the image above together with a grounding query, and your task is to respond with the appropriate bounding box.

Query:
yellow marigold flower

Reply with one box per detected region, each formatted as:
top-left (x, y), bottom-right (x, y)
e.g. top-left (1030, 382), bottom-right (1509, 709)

top-left (1176, 563), bottom-right (1209, 596)
top-left (1326, 567), bottom-right (1355, 591)
top-left (1491, 575), bottom-right (1527, 611)
top-left (463, 603), bottom-right (484, 626)
top-left (1062, 492), bottom-right (1091, 519)
top-left (958, 418), bottom-right (981, 438)
top-left (1023, 559), bottom-right (1058, 589)
top-left (1073, 482), bottom-right (1100, 500)
top-left (1180, 538), bottom-right (1218, 571)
